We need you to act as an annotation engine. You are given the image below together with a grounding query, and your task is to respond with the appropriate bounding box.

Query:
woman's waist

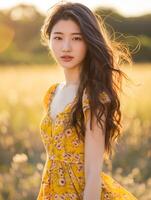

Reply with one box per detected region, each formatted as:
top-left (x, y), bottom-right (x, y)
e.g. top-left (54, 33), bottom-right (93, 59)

top-left (46, 151), bottom-right (84, 164)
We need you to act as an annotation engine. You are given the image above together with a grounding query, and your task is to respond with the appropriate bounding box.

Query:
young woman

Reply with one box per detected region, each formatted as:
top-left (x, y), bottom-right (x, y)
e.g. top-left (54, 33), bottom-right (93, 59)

top-left (37, 2), bottom-right (137, 200)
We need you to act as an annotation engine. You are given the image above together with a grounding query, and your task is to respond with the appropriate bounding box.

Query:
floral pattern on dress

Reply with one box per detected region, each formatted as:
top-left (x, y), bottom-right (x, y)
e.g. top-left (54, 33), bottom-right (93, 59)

top-left (37, 83), bottom-right (137, 200)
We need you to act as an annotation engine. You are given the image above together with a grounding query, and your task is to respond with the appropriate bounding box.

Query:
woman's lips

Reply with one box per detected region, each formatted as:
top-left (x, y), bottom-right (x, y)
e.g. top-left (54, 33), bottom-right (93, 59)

top-left (61, 56), bottom-right (74, 62)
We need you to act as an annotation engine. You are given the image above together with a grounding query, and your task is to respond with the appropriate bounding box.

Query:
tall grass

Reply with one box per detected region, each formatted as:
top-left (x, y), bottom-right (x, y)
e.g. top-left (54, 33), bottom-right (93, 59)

top-left (0, 63), bottom-right (150, 199)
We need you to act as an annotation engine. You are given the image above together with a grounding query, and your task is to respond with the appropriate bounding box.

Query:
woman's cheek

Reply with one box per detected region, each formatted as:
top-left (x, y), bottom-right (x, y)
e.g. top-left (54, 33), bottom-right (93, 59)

top-left (50, 44), bottom-right (59, 57)
top-left (80, 46), bottom-right (87, 59)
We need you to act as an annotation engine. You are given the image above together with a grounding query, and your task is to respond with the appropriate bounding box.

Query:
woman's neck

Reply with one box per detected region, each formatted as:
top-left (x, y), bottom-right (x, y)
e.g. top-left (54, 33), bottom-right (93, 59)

top-left (62, 81), bottom-right (80, 88)
top-left (63, 65), bottom-right (81, 87)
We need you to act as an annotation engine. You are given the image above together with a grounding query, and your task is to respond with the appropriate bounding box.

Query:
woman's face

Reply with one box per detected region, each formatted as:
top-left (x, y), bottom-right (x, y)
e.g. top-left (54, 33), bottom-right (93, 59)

top-left (49, 19), bottom-right (87, 70)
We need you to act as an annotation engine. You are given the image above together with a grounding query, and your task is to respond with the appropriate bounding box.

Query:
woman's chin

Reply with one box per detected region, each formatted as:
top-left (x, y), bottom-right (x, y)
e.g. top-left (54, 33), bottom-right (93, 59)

top-left (59, 62), bottom-right (77, 69)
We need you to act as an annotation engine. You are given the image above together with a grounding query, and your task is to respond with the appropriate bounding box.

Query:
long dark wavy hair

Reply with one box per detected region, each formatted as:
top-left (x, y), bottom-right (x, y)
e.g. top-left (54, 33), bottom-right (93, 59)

top-left (40, 2), bottom-right (132, 160)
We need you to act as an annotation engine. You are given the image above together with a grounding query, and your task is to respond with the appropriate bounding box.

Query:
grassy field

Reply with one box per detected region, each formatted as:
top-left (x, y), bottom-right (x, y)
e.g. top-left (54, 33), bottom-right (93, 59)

top-left (0, 63), bottom-right (151, 199)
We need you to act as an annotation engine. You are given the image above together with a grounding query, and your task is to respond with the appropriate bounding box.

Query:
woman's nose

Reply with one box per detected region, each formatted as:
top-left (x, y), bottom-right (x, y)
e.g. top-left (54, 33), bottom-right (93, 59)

top-left (62, 39), bottom-right (72, 51)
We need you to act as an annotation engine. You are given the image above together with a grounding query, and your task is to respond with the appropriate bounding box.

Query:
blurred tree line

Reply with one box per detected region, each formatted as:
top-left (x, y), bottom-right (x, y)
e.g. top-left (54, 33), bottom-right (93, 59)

top-left (0, 4), bottom-right (151, 65)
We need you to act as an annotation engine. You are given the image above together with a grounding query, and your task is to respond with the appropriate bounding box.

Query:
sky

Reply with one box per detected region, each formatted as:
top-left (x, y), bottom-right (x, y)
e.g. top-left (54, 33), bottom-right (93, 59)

top-left (0, 0), bottom-right (151, 17)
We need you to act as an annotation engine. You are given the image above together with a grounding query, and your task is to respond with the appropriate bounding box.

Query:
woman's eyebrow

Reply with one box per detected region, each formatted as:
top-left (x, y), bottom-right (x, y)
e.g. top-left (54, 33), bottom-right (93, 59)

top-left (53, 32), bottom-right (82, 35)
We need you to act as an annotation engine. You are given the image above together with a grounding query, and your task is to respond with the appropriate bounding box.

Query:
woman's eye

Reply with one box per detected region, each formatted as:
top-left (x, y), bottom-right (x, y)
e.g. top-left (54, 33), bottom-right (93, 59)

top-left (54, 37), bottom-right (62, 40)
top-left (73, 37), bottom-right (82, 41)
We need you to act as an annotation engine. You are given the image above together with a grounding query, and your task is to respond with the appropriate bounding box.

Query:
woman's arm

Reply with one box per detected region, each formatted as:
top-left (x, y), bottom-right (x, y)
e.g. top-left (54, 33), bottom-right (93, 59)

top-left (83, 109), bottom-right (106, 200)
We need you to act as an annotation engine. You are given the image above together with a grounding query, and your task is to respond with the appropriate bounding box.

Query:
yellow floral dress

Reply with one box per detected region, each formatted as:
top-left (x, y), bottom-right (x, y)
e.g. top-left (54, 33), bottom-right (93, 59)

top-left (37, 83), bottom-right (137, 200)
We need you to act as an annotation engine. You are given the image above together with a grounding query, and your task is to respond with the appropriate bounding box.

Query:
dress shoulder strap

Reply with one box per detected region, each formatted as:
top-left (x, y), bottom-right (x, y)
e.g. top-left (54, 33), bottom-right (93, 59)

top-left (43, 83), bottom-right (59, 111)
top-left (82, 88), bottom-right (111, 124)
top-left (82, 88), bottom-right (111, 110)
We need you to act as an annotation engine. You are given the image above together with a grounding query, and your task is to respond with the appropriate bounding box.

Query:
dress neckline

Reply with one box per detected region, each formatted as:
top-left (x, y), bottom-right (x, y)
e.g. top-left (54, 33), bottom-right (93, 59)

top-left (47, 82), bottom-right (78, 125)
